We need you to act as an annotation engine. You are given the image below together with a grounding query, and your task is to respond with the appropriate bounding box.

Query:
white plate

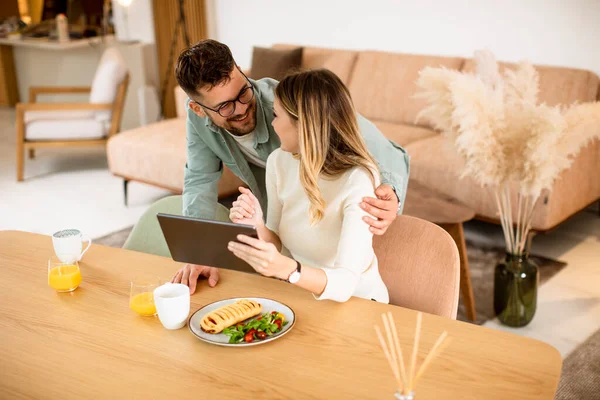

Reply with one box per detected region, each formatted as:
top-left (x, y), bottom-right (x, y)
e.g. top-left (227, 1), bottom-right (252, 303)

top-left (188, 297), bottom-right (296, 347)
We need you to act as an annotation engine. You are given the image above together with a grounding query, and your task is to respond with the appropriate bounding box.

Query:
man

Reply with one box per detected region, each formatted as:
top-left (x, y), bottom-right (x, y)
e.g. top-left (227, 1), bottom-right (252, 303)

top-left (170, 39), bottom-right (410, 293)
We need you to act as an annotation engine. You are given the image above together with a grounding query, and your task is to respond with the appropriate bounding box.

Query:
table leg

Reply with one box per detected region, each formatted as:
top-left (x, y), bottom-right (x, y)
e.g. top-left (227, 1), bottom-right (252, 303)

top-left (440, 223), bottom-right (476, 322)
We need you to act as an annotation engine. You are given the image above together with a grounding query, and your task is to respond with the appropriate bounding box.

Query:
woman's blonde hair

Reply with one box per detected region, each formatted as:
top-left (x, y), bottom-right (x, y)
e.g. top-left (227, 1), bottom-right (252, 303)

top-left (275, 69), bottom-right (379, 225)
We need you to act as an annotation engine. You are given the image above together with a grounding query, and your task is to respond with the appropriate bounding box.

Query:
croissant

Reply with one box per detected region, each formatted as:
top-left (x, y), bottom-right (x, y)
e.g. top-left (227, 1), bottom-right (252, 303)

top-left (200, 299), bottom-right (263, 334)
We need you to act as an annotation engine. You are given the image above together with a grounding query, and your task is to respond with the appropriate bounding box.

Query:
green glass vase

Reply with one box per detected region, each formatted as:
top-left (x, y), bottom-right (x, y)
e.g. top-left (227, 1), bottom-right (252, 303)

top-left (493, 253), bottom-right (539, 327)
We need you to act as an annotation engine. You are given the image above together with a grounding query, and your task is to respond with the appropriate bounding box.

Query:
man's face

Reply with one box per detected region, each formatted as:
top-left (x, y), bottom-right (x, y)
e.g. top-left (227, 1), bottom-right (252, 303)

top-left (189, 67), bottom-right (257, 136)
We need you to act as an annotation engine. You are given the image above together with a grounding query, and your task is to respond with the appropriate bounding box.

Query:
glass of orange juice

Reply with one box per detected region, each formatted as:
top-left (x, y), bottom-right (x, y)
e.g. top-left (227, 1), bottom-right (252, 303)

top-left (48, 255), bottom-right (82, 292)
top-left (129, 278), bottom-right (159, 316)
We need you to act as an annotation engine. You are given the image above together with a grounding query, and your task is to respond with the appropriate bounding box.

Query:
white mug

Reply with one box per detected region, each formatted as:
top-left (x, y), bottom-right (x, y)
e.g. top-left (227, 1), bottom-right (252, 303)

top-left (52, 229), bottom-right (92, 264)
top-left (153, 283), bottom-right (190, 330)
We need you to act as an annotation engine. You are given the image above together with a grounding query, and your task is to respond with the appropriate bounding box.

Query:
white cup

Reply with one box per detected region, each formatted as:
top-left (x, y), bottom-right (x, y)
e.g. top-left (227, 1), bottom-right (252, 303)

top-left (52, 229), bottom-right (92, 264)
top-left (153, 283), bottom-right (190, 330)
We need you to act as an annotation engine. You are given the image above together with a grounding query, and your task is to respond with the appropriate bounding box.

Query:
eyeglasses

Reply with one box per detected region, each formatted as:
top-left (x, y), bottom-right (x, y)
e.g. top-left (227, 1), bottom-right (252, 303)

top-left (194, 73), bottom-right (255, 118)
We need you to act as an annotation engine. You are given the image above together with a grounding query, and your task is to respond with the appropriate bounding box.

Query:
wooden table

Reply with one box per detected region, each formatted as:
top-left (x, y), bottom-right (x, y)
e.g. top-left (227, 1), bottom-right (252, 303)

top-left (0, 231), bottom-right (562, 399)
top-left (404, 180), bottom-right (477, 321)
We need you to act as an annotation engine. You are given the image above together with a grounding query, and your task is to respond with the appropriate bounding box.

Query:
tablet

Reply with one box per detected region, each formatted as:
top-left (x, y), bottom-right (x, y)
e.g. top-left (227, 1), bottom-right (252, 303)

top-left (157, 213), bottom-right (259, 274)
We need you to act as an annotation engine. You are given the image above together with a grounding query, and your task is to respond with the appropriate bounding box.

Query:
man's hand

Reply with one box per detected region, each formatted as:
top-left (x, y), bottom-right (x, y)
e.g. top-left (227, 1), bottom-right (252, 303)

top-left (360, 184), bottom-right (399, 235)
top-left (171, 264), bottom-right (220, 294)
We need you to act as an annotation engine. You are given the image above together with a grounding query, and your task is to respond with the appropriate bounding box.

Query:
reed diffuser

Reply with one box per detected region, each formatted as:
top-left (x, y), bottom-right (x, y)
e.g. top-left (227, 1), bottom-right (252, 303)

top-left (375, 312), bottom-right (451, 398)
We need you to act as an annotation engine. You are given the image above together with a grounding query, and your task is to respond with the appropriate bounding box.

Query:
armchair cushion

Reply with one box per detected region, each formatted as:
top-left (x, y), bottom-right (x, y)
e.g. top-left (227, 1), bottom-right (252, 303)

top-left (89, 48), bottom-right (128, 123)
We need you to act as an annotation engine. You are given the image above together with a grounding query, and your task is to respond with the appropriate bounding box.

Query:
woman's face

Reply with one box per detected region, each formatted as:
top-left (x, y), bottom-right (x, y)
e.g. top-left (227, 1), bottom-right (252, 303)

top-left (272, 97), bottom-right (299, 153)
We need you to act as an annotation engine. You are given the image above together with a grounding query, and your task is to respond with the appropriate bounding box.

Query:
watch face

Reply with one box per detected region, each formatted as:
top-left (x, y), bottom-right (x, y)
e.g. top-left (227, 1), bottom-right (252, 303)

top-left (289, 271), bottom-right (300, 284)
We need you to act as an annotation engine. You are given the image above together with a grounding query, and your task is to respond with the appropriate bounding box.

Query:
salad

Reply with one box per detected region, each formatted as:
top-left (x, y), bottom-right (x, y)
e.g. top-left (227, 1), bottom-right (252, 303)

top-left (222, 311), bottom-right (288, 344)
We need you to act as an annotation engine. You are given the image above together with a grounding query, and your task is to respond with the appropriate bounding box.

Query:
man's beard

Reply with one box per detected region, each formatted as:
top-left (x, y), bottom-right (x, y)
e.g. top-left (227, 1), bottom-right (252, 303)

top-left (217, 101), bottom-right (257, 136)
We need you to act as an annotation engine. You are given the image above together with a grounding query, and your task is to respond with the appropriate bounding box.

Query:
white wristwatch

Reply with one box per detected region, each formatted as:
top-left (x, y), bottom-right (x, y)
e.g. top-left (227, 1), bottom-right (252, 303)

top-left (287, 260), bottom-right (302, 284)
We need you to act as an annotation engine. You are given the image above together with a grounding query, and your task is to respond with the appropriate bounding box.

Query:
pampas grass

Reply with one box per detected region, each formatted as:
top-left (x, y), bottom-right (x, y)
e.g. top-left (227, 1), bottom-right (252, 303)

top-left (415, 51), bottom-right (600, 255)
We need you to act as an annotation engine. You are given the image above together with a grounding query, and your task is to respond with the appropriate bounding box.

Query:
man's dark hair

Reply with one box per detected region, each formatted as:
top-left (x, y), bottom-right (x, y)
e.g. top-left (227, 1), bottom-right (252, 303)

top-left (175, 39), bottom-right (235, 97)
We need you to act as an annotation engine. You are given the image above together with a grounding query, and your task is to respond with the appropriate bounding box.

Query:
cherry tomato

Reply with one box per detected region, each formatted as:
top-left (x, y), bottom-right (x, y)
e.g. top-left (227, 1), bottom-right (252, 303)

top-left (257, 331), bottom-right (267, 340)
top-left (248, 328), bottom-right (257, 336)
top-left (244, 332), bottom-right (254, 343)
top-left (274, 319), bottom-right (282, 330)
top-left (271, 311), bottom-right (277, 315)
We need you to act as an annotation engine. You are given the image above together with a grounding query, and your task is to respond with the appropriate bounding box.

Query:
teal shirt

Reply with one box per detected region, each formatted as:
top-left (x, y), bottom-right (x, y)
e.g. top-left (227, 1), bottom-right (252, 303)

top-left (183, 78), bottom-right (410, 219)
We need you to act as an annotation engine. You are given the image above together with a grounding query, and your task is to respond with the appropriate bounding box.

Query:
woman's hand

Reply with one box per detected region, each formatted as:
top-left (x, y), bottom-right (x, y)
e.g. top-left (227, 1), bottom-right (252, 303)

top-left (228, 234), bottom-right (296, 280)
top-left (229, 187), bottom-right (264, 228)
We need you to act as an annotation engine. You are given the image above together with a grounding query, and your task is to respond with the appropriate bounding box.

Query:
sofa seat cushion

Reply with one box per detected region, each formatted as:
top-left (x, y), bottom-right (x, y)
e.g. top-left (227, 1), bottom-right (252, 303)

top-left (272, 44), bottom-right (358, 85)
top-left (348, 51), bottom-right (465, 127)
top-left (372, 120), bottom-right (437, 147)
top-left (461, 59), bottom-right (599, 106)
top-left (26, 117), bottom-right (107, 141)
top-left (107, 118), bottom-right (243, 196)
top-left (405, 135), bottom-right (600, 231)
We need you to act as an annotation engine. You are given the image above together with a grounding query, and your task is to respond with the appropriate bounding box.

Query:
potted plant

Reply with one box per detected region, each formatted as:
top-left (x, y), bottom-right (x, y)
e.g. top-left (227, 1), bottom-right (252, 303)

top-left (415, 51), bottom-right (600, 326)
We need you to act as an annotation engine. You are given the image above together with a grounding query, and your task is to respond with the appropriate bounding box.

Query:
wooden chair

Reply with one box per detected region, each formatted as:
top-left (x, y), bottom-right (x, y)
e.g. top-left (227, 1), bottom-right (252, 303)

top-left (374, 215), bottom-right (461, 319)
top-left (15, 47), bottom-right (129, 181)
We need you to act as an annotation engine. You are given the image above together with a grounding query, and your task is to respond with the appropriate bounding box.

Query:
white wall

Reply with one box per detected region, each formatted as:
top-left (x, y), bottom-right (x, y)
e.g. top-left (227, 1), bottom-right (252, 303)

top-left (112, 0), bottom-right (156, 44)
top-left (207, 0), bottom-right (600, 76)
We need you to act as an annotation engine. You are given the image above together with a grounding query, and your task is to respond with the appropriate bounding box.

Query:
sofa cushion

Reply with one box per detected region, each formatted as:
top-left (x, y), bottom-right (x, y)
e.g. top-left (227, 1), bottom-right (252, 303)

top-left (250, 46), bottom-right (303, 81)
top-left (348, 51), bottom-right (464, 127)
top-left (107, 118), bottom-right (243, 196)
top-left (272, 44), bottom-right (358, 85)
top-left (372, 120), bottom-right (437, 147)
top-left (26, 118), bottom-right (107, 141)
top-left (461, 59), bottom-right (600, 106)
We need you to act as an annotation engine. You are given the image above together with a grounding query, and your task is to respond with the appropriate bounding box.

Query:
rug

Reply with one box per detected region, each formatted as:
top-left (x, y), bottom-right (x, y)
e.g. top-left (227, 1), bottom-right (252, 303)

top-left (555, 328), bottom-right (600, 400)
top-left (95, 227), bottom-right (566, 325)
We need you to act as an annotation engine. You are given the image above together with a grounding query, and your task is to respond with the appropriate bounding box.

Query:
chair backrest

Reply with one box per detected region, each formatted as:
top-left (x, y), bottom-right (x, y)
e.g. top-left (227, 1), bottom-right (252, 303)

top-left (373, 215), bottom-right (460, 319)
top-left (90, 47), bottom-right (129, 124)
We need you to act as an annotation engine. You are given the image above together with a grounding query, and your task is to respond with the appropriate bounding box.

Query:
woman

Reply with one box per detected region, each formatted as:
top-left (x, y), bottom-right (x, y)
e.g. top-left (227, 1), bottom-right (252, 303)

top-left (227, 69), bottom-right (389, 303)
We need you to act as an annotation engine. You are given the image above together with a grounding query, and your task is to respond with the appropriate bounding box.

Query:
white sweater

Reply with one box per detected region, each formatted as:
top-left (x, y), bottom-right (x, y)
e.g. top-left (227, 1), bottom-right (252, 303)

top-left (265, 149), bottom-right (390, 303)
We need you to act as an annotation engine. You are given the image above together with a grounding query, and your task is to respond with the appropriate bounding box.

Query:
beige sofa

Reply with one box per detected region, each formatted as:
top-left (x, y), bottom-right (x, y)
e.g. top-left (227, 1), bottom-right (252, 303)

top-left (107, 87), bottom-right (243, 201)
top-left (108, 44), bottom-right (600, 232)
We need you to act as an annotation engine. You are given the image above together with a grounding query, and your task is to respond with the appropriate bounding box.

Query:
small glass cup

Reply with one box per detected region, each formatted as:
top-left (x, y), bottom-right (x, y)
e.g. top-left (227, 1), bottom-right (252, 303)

top-left (48, 255), bottom-right (82, 292)
top-left (129, 277), bottom-right (160, 316)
